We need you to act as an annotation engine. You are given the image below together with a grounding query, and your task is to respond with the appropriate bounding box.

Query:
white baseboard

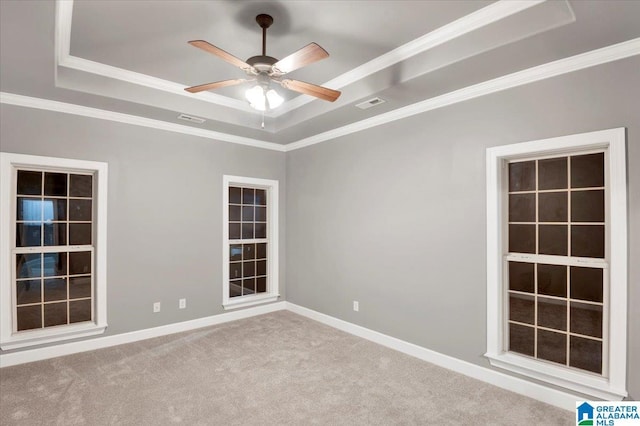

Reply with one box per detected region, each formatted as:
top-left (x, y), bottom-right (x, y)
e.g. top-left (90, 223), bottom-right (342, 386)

top-left (0, 299), bottom-right (580, 411)
top-left (285, 302), bottom-right (579, 412)
top-left (0, 301), bottom-right (286, 368)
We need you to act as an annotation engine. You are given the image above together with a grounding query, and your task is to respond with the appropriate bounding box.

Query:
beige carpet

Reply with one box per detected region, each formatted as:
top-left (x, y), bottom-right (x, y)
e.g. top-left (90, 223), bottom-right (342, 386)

top-left (0, 311), bottom-right (573, 425)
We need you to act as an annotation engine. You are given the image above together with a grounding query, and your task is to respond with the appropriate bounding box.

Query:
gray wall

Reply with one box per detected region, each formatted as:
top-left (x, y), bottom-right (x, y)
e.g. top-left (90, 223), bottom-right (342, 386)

top-left (285, 56), bottom-right (640, 398)
top-left (0, 106), bottom-right (286, 340)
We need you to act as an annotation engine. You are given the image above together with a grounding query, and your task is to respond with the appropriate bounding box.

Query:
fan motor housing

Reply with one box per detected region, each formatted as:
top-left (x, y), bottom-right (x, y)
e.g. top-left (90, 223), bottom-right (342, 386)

top-left (246, 55), bottom-right (278, 73)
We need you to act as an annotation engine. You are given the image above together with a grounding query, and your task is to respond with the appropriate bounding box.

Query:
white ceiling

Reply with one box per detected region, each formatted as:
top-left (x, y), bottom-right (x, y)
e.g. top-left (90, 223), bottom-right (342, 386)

top-left (1, 1), bottom-right (639, 147)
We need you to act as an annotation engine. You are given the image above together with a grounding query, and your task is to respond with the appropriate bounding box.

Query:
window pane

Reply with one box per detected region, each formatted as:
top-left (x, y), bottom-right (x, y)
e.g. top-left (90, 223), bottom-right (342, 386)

top-left (256, 260), bottom-right (267, 276)
top-left (570, 302), bottom-right (602, 338)
top-left (230, 244), bottom-right (242, 261)
top-left (571, 190), bottom-right (604, 222)
top-left (256, 276), bottom-right (267, 293)
top-left (509, 194), bottom-right (535, 222)
top-left (509, 161), bottom-right (535, 192)
top-left (44, 223), bottom-right (67, 246)
top-left (16, 223), bottom-right (41, 247)
top-left (69, 251), bottom-right (91, 275)
top-left (44, 278), bottom-right (67, 302)
top-left (69, 276), bottom-right (92, 299)
top-left (16, 280), bottom-right (41, 305)
top-left (255, 189), bottom-right (267, 206)
top-left (537, 264), bottom-right (566, 297)
top-left (256, 243), bottom-right (267, 259)
top-left (537, 330), bottom-right (566, 364)
top-left (43, 252), bottom-right (67, 277)
top-left (538, 225), bottom-right (567, 256)
top-left (17, 198), bottom-right (43, 221)
top-left (44, 172), bottom-right (67, 196)
top-left (570, 336), bottom-right (601, 374)
top-left (69, 223), bottom-right (92, 245)
top-left (243, 261), bottom-right (255, 278)
top-left (242, 278), bottom-right (255, 295)
top-left (17, 305), bottom-right (42, 331)
top-left (69, 199), bottom-right (92, 221)
top-left (255, 223), bottom-right (267, 239)
top-left (255, 206), bottom-right (267, 222)
top-left (229, 205), bottom-right (241, 222)
top-left (229, 262), bottom-right (242, 280)
top-left (571, 225), bottom-right (604, 258)
top-left (538, 192), bottom-right (567, 222)
top-left (243, 244), bottom-right (255, 260)
top-left (229, 280), bottom-right (242, 297)
top-left (242, 206), bottom-right (254, 221)
top-left (509, 262), bottom-right (534, 293)
top-left (509, 294), bottom-right (534, 325)
top-left (242, 188), bottom-right (255, 205)
top-left (69, 174), bottom-right (92, 197)
top-left (509, 323), bottom-right (534, 356)
top-left (571, 153), bottom-right (604, 189)
top-left (17, 170), bottom-right (42, 195)
top-left (69, 299), bottom-right (92, 323)
top-left (44, 198), bottom-right (67, 221)
top-left (16, 253), bottom-right (41, 279)
top-left (44, 302), bottom-right (67, 327)
top-left (242, 223), bottom-right (254, 239)
top-left (509, 224), bottom-right (535, 253)
top-left (537, 297), bottom-right (566, 331)
top-left (570, 267), bottom-right (603, 302)
top-left (229, 223), bottom-right (241, 239)
top-left (229, 187), bottom-right (241, 204)
top-left (538, 157), bottom-right (567, 190)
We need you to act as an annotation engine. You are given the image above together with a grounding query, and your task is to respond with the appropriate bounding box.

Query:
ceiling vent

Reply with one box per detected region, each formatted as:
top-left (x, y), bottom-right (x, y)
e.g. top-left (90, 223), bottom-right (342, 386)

top-left (355, 97), bottom-right (386, 110)
top-left (178, 113), bottom-right (206, 124)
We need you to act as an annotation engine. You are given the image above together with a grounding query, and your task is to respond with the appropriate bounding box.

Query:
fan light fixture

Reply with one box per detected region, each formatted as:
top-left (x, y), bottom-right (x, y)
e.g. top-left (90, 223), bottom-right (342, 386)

top-left (245, 85), bottom-right (284, 111)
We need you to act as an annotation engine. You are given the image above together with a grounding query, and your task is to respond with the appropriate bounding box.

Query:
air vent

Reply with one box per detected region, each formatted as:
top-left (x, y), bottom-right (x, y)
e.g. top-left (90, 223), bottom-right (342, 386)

top-left (178, 113), bottom-right (206, 124)
top-left (355, 97), bottom-right (386, 110)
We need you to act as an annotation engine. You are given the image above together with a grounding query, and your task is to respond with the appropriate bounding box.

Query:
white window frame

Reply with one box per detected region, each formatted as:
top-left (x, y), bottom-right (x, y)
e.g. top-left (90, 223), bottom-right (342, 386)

top-left (485, 128), bottom-right (627, 400)
top-left (222, 175), bottom-right (279, 310)
top-left (0, 153), bottom-right (108, 350)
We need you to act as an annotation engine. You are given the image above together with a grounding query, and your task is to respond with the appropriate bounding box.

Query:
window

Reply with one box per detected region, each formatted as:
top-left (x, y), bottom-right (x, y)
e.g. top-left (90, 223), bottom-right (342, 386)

top-left (0, 153), bottom-right (108, 350)
top-left (485, 128), bottom-right (627, 400)
top-left (222, 175), bottom-right (278, 309)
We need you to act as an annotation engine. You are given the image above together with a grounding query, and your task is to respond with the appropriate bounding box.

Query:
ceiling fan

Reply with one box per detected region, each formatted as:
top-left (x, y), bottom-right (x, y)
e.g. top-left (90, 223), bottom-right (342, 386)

top-left (185, 13), bottom-right (341, 111)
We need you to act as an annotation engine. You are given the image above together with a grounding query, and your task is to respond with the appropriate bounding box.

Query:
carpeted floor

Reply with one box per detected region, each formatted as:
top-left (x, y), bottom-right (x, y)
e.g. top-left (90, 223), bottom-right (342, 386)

top-left (0, 311), bottom-right (573, 425)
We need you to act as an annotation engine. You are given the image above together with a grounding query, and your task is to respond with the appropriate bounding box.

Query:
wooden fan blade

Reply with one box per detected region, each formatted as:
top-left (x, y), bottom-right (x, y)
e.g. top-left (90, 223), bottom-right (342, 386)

top-left (188, 40), bottom-right (253, 71)
top-left (280, 79), bottom-right (341, 102)
top-left (273, 43), bottom-right (329, 74)
top-left (185, 79), bottom-right (248, 93)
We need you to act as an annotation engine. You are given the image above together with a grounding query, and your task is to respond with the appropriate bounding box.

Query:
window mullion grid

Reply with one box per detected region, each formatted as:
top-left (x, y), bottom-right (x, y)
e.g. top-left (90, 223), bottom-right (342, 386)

top-left (533, 159), bottom-right (539, 359)
top-left (566, 159), bottom-right (571, 367)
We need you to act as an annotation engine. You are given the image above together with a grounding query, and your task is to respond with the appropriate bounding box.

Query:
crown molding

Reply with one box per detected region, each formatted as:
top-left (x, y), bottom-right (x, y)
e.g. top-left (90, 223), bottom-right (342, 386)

top-left (3, 38), bottom-right (638, 153)
top-left (54, 0), bottom-right (545, 118)
top-left (284, 37), bottom-right (640, 152)
top-left (0, 92), bottom-right (286, 152)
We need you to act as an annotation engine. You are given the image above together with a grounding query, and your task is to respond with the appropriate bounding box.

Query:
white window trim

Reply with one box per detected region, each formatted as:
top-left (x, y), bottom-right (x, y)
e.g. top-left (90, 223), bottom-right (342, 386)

top-left (222, 175), bottom-right (279, 310)
top-left (485, 128), bottom-right (627, 400)
top-left (0, 153), bottom-right (108, 350)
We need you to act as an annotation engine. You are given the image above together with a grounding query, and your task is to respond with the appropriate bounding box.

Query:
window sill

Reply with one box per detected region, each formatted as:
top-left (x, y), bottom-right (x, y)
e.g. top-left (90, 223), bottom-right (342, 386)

top-left (223, 294), bottom-right (279, 311)
top-left (485, 351), bottom-right (627, 400)
top-left (0, 322), bottom-right (107, 351)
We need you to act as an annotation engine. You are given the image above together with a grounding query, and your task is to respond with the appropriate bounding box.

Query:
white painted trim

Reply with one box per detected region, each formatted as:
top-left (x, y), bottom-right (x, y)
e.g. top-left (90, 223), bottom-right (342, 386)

top-left (222, 175), bottom-right (280, 310)
top-left (485, 128), bottom-right (628, 401)
top-left (0, 301), bottom-right (286, 368)
top-left (0, 92), bottom-right (285, 153)
top-left (285, 302), bottom-right (578, 412)
top-left (284, 38), bottom-right (640, 151)
top-left (275, 0), bottom-right (546, 115)
top-left (0, 153), bottom-right (109, 350)
top-left (4, 39), bottom-right (639, 153)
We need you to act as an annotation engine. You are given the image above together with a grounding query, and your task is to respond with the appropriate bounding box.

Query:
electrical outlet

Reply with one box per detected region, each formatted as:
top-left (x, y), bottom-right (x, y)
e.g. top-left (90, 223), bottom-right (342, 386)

top-left (353, 301), bottom-right (359, 312)
top-left (179, 298), bottom-right (186, 309)
top-left (153, 302), bottom-right (161, 313)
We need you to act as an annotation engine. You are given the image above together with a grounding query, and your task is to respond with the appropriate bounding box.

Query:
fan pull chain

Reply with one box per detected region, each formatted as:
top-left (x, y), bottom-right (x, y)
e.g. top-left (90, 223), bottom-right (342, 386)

top-left (261, 111), bottom-right (265, 129)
